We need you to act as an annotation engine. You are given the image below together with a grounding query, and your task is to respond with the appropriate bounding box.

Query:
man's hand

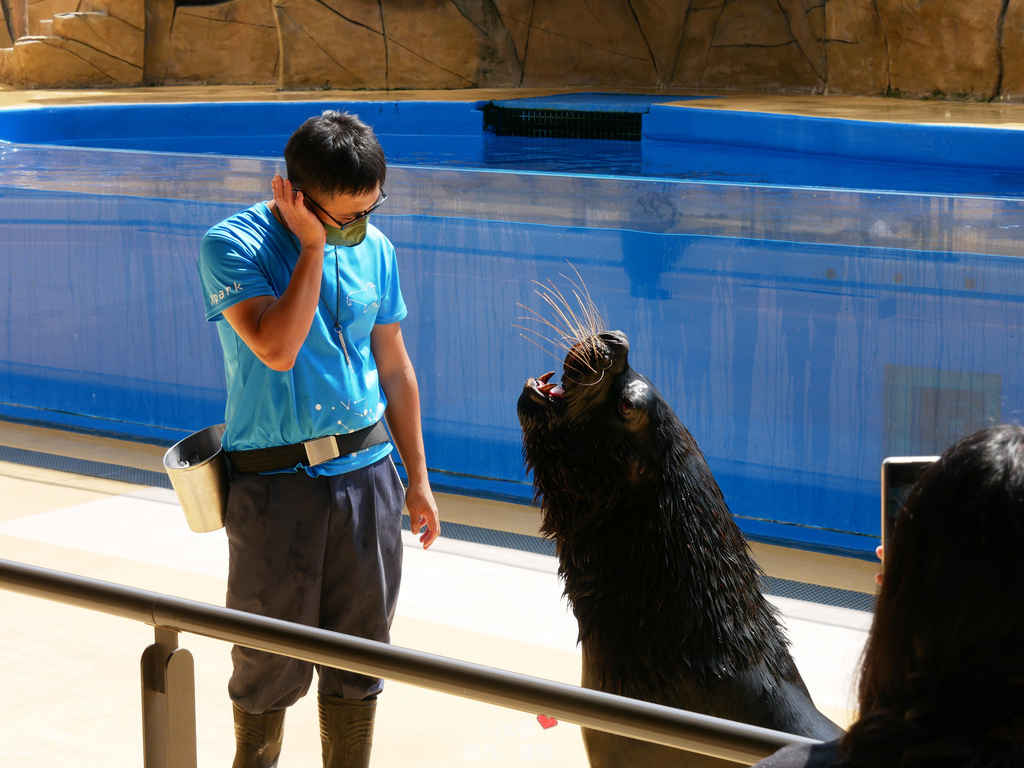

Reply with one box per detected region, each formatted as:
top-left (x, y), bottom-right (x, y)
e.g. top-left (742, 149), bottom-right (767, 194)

top-left (407, 479), bottom-right (440, 549)
top-left (271, 174), bottom-right (326, 252)
top-left (371, 321), bottom-right (441, 550)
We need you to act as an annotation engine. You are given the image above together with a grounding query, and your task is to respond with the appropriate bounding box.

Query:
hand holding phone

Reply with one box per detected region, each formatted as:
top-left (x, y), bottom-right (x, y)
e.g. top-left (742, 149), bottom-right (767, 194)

top-left (880, 456), bottom-right (938, 561)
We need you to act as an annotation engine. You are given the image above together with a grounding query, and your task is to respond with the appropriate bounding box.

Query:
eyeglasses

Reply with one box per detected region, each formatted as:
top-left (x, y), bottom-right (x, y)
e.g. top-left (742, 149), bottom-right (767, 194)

top-left (301, 190), bottom-right (387, 231)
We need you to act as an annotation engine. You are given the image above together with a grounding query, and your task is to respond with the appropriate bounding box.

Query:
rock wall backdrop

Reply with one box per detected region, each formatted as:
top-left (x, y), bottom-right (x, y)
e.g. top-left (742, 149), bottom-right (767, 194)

top-left (0, 0), bottom-right (1022, 98)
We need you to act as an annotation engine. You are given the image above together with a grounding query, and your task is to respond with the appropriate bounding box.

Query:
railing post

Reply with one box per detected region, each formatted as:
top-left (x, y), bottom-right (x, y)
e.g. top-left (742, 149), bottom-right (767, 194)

top-left (141, 626), bottom-right (198, 768)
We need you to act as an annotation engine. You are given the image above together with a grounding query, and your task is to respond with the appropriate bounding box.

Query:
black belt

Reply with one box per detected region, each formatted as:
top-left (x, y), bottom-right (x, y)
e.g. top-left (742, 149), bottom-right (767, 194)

top-left (226, 421), bottom-right (390, 474)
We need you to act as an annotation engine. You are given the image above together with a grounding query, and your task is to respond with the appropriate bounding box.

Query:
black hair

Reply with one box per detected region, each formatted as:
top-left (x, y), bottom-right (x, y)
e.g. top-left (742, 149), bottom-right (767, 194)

top-left (839, 424), bottom-right (1024, 767)
top-left (283, 110), bottom-right (386, 199)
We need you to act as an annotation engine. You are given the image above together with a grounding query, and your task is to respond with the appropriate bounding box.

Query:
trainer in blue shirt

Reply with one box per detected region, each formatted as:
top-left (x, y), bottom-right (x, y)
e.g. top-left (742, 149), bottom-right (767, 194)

top-left (197, 110), bottom-right (440, 768)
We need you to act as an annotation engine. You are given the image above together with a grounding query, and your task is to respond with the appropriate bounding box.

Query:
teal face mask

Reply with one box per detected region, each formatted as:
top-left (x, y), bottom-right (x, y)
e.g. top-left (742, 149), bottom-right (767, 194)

top-left (300, 189), bottom-right (387, 248)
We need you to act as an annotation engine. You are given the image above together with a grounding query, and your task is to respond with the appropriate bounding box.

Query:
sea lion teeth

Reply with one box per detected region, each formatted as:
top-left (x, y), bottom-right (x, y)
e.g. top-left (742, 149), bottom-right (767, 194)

top-left (537, 382), bottom-right (565, 400)
top-left (524, 372), bottom-right (565, 404)
top-left (524, 377), bottom-right (556, 405)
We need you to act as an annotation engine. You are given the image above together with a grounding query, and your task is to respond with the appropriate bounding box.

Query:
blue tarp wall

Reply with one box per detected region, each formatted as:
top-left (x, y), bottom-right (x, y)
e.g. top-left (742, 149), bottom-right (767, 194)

top-left (2, 100), bottom-right (1023, 557)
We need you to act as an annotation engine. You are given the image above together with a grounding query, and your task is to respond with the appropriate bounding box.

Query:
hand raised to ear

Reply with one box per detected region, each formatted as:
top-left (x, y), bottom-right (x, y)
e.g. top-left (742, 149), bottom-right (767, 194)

top-left (271, 174), bottom-right (326, 252)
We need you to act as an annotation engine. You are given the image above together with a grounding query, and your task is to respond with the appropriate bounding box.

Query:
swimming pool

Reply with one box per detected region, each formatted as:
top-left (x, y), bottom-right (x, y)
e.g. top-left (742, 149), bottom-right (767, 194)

top-left (1, 97), bottom-right (1022, 556)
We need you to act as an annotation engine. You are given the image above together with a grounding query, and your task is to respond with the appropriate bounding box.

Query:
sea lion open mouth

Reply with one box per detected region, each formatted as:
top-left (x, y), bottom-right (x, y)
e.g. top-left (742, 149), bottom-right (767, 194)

top-left (515, 273), bottom-right (842, 767)
top-left (523, 331), bottom-right (622, 407)
top-left (524, 371), bottom-right (564, 404)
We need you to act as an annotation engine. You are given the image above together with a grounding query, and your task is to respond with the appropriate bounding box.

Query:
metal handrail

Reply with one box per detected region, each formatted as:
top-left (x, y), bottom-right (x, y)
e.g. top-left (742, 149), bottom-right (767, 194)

top-left (0, 557), bottom-right (819, 765)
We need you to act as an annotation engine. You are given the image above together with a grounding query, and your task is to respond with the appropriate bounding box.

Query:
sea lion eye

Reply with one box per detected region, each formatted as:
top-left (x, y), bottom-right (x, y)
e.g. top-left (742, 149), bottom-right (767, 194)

top-left (618, 380), bottom-right (648, 419)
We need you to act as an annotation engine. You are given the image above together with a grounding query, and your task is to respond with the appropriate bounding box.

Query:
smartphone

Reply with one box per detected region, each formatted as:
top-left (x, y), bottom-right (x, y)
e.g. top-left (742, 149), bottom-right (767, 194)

top-left (880, 456), bottom-right (938, 553)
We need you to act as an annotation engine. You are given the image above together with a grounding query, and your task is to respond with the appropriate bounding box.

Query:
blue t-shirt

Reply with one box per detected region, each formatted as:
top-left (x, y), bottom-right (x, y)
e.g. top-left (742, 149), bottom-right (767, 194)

top-left (197, 202), bottom-right (407, 476)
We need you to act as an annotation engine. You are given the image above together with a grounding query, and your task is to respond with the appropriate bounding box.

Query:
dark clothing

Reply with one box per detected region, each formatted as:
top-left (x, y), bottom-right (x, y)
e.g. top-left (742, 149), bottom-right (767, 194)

top-left (753, 740), bottom-right (842, 768)
top-left (224, 456), bottom-right (405, 713)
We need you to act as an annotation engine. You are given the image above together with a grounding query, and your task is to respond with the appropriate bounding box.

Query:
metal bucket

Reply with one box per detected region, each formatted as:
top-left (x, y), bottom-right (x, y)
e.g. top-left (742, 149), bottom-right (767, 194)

top-left (163, 424), bottom-right (229, 533)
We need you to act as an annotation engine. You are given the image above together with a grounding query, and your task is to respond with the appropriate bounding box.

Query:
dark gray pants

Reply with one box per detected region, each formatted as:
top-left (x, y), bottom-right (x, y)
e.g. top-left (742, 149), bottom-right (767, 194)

top-left (224, 456), bottom-right (405, 714)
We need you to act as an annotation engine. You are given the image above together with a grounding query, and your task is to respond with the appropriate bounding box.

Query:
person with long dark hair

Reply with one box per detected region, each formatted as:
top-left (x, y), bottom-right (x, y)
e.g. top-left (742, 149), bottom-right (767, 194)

top-left (754, 424), bottom-right (1024, 768)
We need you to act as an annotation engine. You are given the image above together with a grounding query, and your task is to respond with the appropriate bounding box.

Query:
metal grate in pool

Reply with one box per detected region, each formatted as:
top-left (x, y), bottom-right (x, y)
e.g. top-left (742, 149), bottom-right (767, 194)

top-left (401, 514), bottom-right (556, 556)
top-left (762, 576), bottom-right (875, 613)
top-left (483, 106), bottom-right (642, 141)
top-left (0, 443), bottom-right (874, 612)
top-left (0, 445), bottom-right (171, 488)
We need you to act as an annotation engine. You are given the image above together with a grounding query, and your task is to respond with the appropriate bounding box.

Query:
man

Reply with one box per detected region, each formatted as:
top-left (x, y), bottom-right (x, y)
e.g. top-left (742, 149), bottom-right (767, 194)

top-left (198, 110), bottom-right (440, 768)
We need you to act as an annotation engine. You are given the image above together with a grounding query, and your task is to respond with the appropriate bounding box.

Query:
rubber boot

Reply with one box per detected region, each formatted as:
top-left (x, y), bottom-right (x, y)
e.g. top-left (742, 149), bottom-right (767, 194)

top-left (318, 694), bottom-right (376, 768)
top-left (231, 702), bottom-right (285, 768)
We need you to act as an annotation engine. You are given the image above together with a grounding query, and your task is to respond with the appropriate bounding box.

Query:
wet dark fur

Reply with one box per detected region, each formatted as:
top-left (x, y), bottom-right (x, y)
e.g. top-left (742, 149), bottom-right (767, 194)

top-left (517, 324), bottom-right (842, 767)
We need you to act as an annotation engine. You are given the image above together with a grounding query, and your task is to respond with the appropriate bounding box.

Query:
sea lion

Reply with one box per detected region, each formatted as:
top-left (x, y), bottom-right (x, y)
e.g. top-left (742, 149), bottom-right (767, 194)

top-left (516, 288), bottom-right (842, 767)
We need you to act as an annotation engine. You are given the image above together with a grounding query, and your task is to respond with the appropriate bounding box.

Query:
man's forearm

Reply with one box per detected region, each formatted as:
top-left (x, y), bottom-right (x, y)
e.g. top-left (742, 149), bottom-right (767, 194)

top-left (254, 245), bottom-right (325, 361)
top-left (381, 367), bottom-right (429, 485)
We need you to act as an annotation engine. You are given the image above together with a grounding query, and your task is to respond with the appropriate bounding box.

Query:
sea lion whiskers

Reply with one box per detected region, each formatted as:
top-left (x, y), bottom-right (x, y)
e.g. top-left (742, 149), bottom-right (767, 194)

top-left (512, 307), bottom-right (582, 375)
top-left (542, 269), bottom-right (604, 344)
top-left (554, 273), bottom-right (610, 381)
top-left (511, 322), bottom-right (610, 389)
top-left (535, 266), bottom-right (604, 339)
top-left (535, 282), bottom-right (597, 356)
top-left (526, 271), bottom-right (606, 363)
top-left (515, 282), bottom-right (604, 376)
top-left (512, 321), bottom-right (606, 388)
top-left (514, 325), bottom-right (574, 370)
top-left (559, 261), bottom-right (603, 336)
top-left (564, 367), bottom-right (606, 389)
top-left (514, 300), bottom-right (579, 357)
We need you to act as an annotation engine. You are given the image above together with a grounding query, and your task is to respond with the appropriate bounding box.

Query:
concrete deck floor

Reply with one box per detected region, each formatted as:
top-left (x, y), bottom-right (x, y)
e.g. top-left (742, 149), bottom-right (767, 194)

top-left (0, 85), bottom-right (970, 766)
top-left (0, 420), bottom-right (875, 767)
